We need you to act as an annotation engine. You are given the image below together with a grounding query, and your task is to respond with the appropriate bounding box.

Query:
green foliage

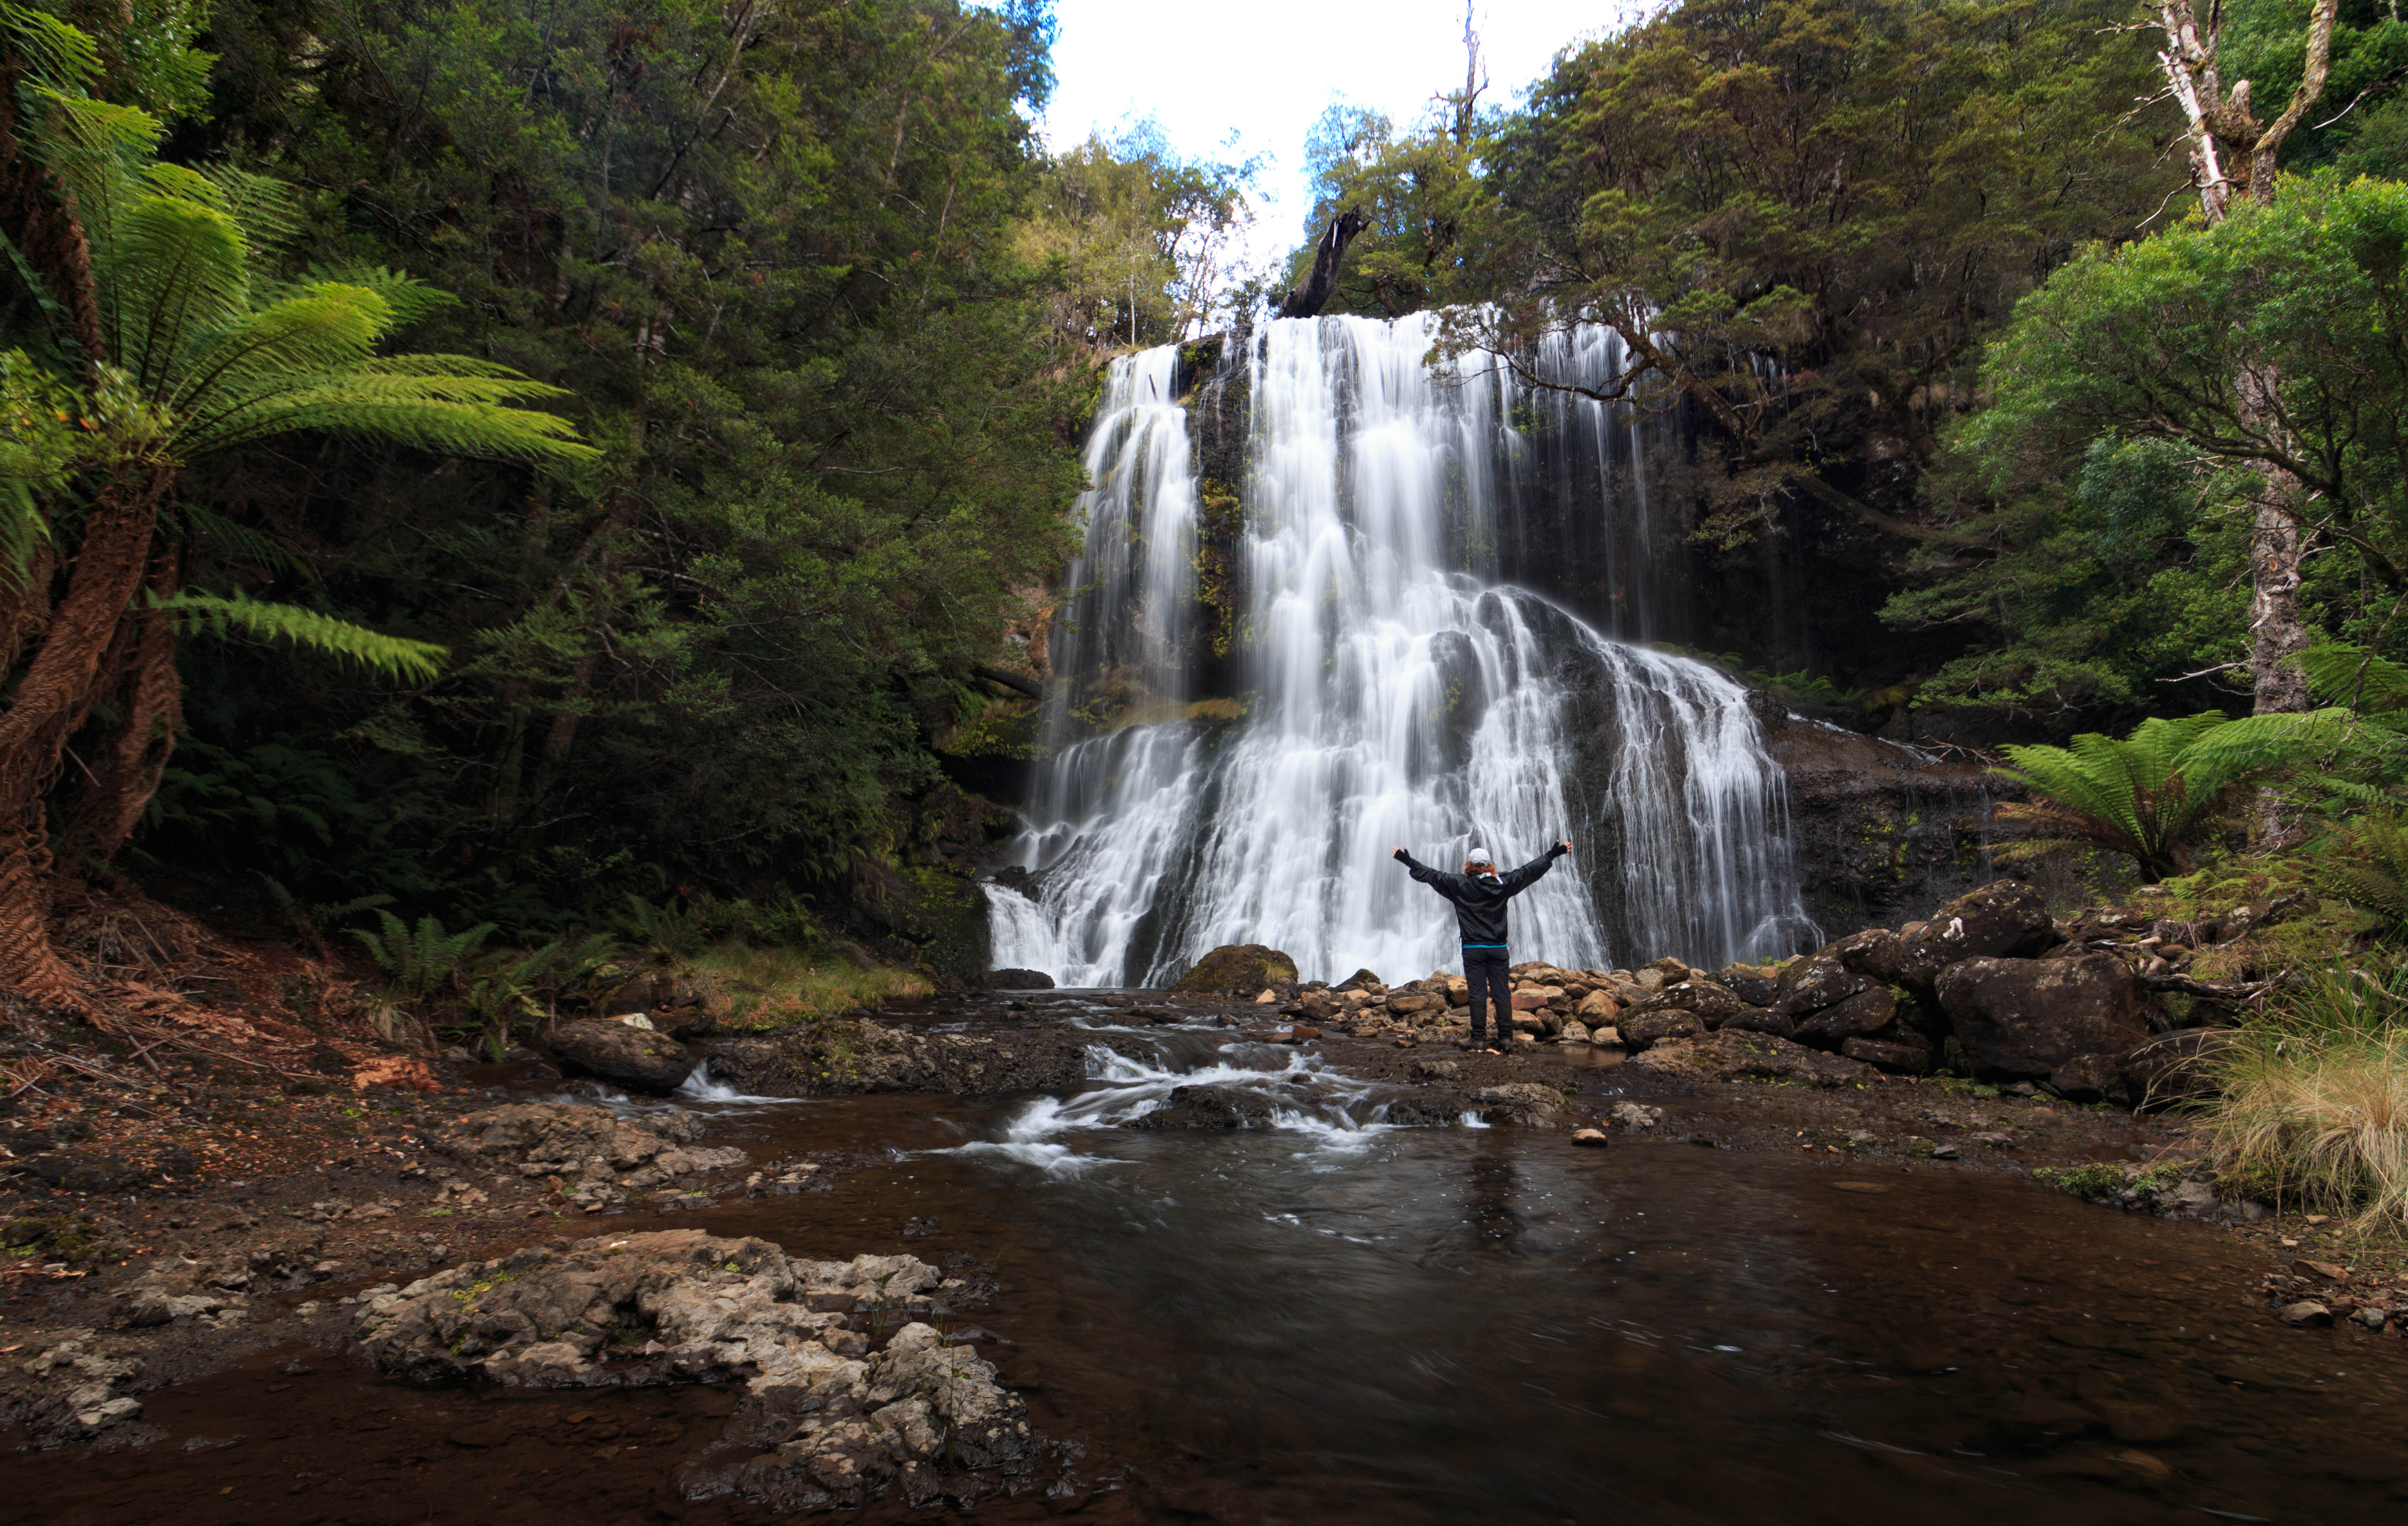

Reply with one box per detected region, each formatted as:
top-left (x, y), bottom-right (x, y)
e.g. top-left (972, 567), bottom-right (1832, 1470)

top-left (160, 591), bottom-right (447, 679)
top-left (2315, 812), bottom-right (2408, 937)
top-left (137, 0), bottom-right (1088, 931)
top-left (1017, 122), bottom-right (1260, 351)
top-left (1439, 0), bottom-right (2180, 545)
top-left (350, 910), bottom-right (499, 1002)
top-left (1992, 710), bottom-right (2346, 879)
top-left (1903, 174), bottom-right (2408, 706)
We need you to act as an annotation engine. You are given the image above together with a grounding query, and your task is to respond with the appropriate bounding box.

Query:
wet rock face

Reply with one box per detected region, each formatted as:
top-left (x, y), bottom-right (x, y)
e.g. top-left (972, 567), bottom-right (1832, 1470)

top-left (1755, 705), bottom-right (2004, 931)
top-left (1171, 943), bottom-right (1300, 995)
top-left (1935, 953), bottom-right (2152, 1094)
top-left (988, 968), bottom-right (1055, 990)
top-left (1898, 881), bottom-right (2060, 987)
top-left (546, 1020), bottom-right (695, 1093)
top-left (357, 1231), bottom-right (1043, 1513)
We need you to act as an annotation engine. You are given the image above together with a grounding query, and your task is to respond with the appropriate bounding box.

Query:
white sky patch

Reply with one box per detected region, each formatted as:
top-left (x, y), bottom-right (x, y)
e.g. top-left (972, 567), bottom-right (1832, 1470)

top-left (1036, 0), bottom-right (1642, 279)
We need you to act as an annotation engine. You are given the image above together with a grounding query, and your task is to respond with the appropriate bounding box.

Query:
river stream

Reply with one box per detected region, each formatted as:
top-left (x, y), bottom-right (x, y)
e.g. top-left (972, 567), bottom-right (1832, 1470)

top-left (11, 995), bottom-right (2406, 1523)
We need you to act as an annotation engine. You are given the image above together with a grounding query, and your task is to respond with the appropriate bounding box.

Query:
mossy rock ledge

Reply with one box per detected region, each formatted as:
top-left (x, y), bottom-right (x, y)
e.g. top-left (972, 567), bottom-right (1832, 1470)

top-left (1171, 944), bottom-right (1299, 995)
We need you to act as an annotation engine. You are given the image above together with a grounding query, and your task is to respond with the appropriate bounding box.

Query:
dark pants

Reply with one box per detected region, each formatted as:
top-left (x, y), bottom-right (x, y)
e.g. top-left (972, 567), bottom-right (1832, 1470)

top-left (1462, 946), bottom-right (1511, 1042)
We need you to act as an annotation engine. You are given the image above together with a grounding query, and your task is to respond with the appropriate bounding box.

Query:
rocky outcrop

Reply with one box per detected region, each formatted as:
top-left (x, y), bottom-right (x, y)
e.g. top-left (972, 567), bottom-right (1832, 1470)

top-left (1171, 943), bottom-right (1299, 995)
top-left (1935, 953), bottom-right (2153, 1097)
top-left (357, 1231), bottom-right (1045, 1513)
top-left (988, 968), bottom-right (1055, 990)
top-left (1898, 880), bottom-right (2060, 986)
top-left (546, 1019), bottom-right (694, 1092)
top-left (424, 1102), bottom-right (748, 1211)
top-left (715, 1018), bottom-right (1132, 1096)
top-left (1756, 705), bottom-right (2005, 931)
top-left (1633, 1029), bottom-right (1877, 1088)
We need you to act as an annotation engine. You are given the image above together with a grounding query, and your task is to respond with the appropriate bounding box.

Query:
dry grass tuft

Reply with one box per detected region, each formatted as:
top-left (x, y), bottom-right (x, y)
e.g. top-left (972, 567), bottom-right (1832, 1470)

top-left (2200, 962), bottom-right (2408, 1226)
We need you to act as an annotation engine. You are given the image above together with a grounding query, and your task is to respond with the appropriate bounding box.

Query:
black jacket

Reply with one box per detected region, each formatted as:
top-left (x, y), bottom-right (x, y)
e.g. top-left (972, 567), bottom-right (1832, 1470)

top-left (1394, 845), bottom-right (1566, 947)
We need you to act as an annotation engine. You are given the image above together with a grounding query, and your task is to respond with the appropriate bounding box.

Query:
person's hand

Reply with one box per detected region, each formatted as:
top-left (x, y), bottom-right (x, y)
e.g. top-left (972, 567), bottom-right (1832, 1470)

top-left (1392, 846), bottom-right (1409, 861)
top-left (1555, 840), bottom-right (1572, 856)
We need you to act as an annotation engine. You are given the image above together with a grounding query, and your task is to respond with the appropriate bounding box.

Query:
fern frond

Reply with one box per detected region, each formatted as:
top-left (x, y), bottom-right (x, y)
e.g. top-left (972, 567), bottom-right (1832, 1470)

top-left (104, 193), bottom-right (250, 389)
top-left (2178, 708), bottom-right (2355, 795)
top-left (158, 591), bottom-right (447, 680)
top-left (2297, 642), bottom-right (2408, 714)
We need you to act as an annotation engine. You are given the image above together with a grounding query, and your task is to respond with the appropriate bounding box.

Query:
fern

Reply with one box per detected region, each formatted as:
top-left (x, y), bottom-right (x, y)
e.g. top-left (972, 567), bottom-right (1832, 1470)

top-left (158, 590), bottom-right (447, 680)
top-left (2317, 812), bottom-right (2408, 939)
top-left (1993, 709), bottom-right (2336, 880)
top-left (349, 911), bottom-right (498, 1002)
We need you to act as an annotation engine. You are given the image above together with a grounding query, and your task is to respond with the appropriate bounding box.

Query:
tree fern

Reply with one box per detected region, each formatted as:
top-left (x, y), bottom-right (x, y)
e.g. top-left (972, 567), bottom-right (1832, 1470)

top-left (1993, 710), bottom-right (2336, 880)
top-left (2316, 813), bottom-right (2408, 939)
top-left (157, 591), bottom-right (447, 680)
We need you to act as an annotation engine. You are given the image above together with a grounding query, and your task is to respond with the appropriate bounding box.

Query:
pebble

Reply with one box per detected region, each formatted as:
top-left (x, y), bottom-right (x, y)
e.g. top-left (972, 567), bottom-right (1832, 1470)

top-left (1569, 1128), bottom-right (1610, 1148)
top-left (2280, 1300), bottom-right (2334, 1327)
top-left (1931, 1144), bottom-right (1960, 1160)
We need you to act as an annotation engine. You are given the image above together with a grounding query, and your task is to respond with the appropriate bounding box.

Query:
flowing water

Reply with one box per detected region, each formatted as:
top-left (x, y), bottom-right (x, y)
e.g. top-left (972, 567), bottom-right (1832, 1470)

top-left (18, 1006), bottom-right (2408, 1525)
top-left (992, 314), bottom-right (1818, 987)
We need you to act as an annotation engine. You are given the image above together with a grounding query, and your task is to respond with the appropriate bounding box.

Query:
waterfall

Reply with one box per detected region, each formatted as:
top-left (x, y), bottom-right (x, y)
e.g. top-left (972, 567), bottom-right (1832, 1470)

top-left (991, 313), bottom-right (1818, 987)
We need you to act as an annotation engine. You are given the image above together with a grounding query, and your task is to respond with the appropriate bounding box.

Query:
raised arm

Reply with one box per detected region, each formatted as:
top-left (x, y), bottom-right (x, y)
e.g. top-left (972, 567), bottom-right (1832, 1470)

top-left (1498, 841), bottom-right (1571, 895)
top-left (1393, 847), bottom-right (1465, 894)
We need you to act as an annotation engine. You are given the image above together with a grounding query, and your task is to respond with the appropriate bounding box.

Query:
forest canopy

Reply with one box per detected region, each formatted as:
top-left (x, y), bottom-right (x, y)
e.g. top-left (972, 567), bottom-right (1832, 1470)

top-left (2, 0), bottom-right (2405, 970)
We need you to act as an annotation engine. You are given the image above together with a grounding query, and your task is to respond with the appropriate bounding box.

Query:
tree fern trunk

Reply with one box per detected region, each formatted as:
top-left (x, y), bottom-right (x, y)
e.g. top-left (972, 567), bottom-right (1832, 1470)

top-left (0, 461), bottom-right (171, 1005)
top-left (58, 543), bottom-right (184, 869)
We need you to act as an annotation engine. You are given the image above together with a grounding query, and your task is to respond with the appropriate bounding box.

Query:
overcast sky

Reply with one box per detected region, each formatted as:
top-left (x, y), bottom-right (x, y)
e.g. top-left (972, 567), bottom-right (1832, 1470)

top-left (1036, 0), bottom-right (1642, 276)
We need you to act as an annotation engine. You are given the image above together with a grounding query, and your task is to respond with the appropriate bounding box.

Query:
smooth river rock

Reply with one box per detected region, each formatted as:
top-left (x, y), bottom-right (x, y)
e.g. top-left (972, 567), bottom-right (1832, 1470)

top-left (1171, 943), bottom-right (1300, 995)
top-left (546, 1019), bottom-right (694, 1092)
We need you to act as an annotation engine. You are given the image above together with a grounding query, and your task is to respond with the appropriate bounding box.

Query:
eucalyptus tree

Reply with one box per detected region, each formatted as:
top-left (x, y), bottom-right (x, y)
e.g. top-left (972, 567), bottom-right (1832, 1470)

top-left (0, 3), bottom-right (592, 1009)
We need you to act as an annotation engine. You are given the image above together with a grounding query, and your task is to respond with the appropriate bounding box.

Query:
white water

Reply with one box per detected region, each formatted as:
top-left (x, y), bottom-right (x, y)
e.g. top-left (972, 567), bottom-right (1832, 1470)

top-left (995, 313), bottom-right (1815, 985)
top-left (924, 1040), bottom-right (1389, 1174)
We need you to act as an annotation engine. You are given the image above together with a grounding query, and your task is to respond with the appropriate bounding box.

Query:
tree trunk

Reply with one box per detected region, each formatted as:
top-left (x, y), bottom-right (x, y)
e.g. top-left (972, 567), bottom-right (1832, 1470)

top-left (0, 460), bottom-right (171, 1005)
top-left (58, 542), bottom-right (185, 870)
top-left (1276, 209), bottom-right (1368, 321)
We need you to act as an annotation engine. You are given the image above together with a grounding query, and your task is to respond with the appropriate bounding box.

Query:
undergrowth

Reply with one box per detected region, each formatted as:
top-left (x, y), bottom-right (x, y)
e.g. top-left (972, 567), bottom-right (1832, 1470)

top-left (2198, 960), bottom-right (2408, 1226)
top-left (687, 943), bottom-right (930, 1030)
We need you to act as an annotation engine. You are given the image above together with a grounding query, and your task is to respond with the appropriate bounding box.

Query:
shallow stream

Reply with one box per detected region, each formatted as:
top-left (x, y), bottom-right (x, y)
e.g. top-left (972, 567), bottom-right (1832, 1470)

top-left (12, 995), bottom-right (2407, 1523)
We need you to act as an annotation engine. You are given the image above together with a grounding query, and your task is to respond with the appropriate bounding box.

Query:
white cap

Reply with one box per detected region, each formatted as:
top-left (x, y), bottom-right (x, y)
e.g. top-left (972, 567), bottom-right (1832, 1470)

top-left (1467, 847), bottom-right (1493, 865)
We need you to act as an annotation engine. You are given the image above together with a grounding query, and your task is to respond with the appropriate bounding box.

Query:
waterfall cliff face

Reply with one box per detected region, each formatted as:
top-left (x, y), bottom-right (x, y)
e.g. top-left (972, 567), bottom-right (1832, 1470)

top-left (989, 314), bottom-right (1818, 987)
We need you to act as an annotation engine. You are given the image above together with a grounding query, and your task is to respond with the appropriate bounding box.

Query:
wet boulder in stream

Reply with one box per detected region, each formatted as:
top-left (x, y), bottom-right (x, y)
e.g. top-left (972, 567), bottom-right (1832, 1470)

top-left (1127, 1084), bottom-right (1277, 1130)
top-left (545, 1019), bottom-right (695, 1093)
top-left (1171, 943), bottom-right (1300, 995)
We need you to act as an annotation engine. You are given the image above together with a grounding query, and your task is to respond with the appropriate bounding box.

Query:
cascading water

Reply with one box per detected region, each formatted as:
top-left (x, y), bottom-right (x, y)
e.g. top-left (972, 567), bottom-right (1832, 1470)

top-left (991, 313), bottom-right (1818, 986)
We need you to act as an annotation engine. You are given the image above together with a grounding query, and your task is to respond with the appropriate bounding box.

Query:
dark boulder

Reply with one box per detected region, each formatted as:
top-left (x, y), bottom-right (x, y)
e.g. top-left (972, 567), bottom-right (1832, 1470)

top-left (1898, 881), bottom-right (2059, 986)
top-left (1775, 949), bottom-right (1872, 1021)
top-left (1794, 985), bottom-right (1898, 1048)
top-left (1334, 967), bottom-right (1383, 993)
top-left (546, 1020), bottom-right (694, 1093)
top-left (1721, 1005), bottom-right (1796, 1038)
top-left (1841, 1036), bottom-right (1932, 1075)
top-left (1171, 944), bottom-right (1299, 995)
top-left (1934, 953), bottom-right (2152, 1092)
top-left (1628, 978), bottom-right (1751, 1030)
top-left (1710, 964), bottom-right (1781, 1006)
top-left (988, 968), bottom-right (1055, 990)
top-left (1127, 1084), bottom-right (1275, 1130)
top-left (1619, 1010), bottom-right (1703, 1051)
top-left (1828, 927), bottom-right (1904, 983)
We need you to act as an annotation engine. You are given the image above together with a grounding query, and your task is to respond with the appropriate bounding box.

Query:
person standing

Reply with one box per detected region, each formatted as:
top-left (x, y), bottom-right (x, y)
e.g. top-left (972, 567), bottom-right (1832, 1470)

top-left (1390, 841), bottom-right (1570, 1053)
